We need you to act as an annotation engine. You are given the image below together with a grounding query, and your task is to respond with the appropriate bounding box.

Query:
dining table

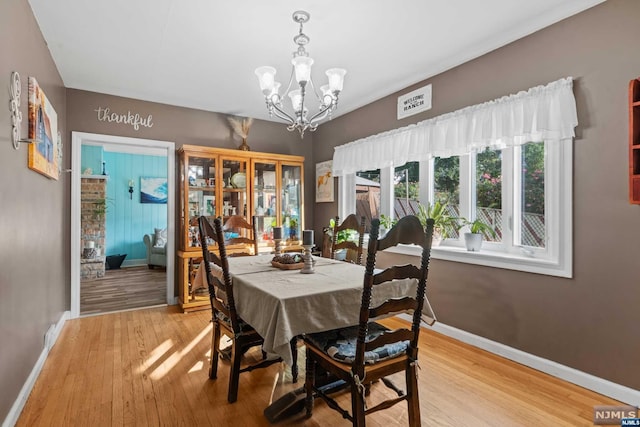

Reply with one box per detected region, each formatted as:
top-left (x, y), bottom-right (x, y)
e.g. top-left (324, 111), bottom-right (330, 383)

top-left (219, 255), bottom-right (418, 367)
top-left (192, 254), bottom-right (426, 422)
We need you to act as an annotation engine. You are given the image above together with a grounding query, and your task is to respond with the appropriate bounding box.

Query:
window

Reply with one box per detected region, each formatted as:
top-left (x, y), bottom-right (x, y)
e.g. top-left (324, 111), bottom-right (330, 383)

top-left (476, 149), bottom-right (502, 243)
top-left (334, 78), bottom-right (575, 278)
top-left (394, 162), bottom-right (419, 220)
top-left (519, 143), bottom-right (545, 248)
top-left (355, 169), bottom-right (380, 233)
top-left (339, 140), bottom-right (572, 278)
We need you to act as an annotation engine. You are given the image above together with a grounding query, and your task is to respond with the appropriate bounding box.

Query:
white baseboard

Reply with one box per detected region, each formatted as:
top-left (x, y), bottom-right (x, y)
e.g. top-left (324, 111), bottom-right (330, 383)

top-left (2, 310), bottom-right (70, 427)
top-left (412, 316), bottom-right (640, 406)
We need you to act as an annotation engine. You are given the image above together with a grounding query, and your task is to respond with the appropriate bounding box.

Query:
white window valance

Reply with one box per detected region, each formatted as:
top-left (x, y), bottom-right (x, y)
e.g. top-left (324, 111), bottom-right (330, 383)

top-left (332, 77), bottom-right (577, 176)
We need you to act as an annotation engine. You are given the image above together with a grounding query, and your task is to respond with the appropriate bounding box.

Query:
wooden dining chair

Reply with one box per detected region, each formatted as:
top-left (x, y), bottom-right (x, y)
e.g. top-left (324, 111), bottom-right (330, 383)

top-left (222, 215), bottom-right (259, 256)
top-left (198, 216), bottom-right (285, 403)
top-left (331, 214), bottom-right (365, 264)
top-left (303, 215), bottom-right (435, 426)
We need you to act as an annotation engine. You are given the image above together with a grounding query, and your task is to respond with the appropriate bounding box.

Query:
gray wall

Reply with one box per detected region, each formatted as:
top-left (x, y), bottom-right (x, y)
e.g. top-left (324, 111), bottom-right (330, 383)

top-left (66, 89), bottom-right (315, 293)
top-left (313, 0), bottom-right (640, 390)
top-left (2, 0), bottom-right (638, 421)
top-left (0, 0), bottom-right (68, 420)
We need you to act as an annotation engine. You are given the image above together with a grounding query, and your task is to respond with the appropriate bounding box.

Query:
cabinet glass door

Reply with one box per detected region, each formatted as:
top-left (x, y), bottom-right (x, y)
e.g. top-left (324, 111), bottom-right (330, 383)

top-left (221, 158), bottom-right (248, 224)
top-left (280, 164), bottom-right (302, 243)
top-left (186, 155), bottom-right (216, 249)
top-left (252, 161), bottom-right (277, 243)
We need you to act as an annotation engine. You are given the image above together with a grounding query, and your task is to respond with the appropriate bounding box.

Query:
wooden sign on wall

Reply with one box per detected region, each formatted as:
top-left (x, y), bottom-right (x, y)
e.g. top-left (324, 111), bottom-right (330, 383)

top-left (397, 84), bottom-right (432, 120)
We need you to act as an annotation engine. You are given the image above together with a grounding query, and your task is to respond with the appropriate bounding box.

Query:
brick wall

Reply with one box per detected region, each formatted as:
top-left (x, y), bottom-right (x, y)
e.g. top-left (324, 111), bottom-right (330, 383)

top-left (80, 177), bottom-right (106, 279)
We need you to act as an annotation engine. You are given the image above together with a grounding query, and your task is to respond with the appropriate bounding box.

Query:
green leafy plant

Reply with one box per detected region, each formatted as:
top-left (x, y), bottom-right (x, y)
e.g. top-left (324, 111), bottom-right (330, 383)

top-left (457, 217), bottom-right (497, 238)
top-left (288, 217), bottom-right (299, 239)
top-left (415, 201), bottom-right (458, 238)
top-left (328, 218), bottom-right (359, 244)
top-left (379, 214), bottom-right (397, 230)
top-left (289, 217), bottom-right (298, 230)
top-left (92, 197), bottom-right (114, 218)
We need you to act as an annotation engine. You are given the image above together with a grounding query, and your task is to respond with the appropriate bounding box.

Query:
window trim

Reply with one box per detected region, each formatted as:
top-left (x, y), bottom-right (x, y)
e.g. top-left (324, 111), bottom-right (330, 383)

top-left (338, 140), bottom-right (572, 278)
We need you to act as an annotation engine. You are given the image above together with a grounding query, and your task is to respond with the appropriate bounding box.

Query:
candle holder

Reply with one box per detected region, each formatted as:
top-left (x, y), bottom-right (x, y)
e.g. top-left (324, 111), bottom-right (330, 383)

top-left (273, 227), bottom-right (283, 254)
top-left (300, 245), bottom-right (314, 274)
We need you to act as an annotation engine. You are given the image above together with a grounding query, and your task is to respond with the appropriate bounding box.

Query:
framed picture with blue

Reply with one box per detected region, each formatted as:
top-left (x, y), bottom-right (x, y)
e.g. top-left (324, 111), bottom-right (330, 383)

top-left (140, 177), bottom-right (168, 204)
top-left (28, 77), bottom-right (59, 179)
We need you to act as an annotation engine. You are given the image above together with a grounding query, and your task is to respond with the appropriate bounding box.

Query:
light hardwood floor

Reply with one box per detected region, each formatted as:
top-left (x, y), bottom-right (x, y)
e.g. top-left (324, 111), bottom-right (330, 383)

top-left (80, 266), bottom-right (166, 315)
top-left (17, 306), bottom-right (620, 426)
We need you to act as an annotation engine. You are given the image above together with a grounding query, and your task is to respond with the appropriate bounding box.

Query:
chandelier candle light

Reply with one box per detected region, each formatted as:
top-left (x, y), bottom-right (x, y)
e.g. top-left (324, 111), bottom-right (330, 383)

top-left (255, 10), bottom-right (346, 137)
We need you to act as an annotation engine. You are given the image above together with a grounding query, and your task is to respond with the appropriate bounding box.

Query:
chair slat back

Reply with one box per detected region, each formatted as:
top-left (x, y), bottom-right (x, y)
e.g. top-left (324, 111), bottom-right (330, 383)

top-left (223, 215), bottom-right (259, 256)
top-left (331, 214), bottom-right (365, 264)
top-left (198, 216), bottom-right (243, 333)
top-left (354, 215), bottom-right (434, 371)
top-left (372, 265), bottom-right (422, 285)
top-left (368, 296), bottom-right (418, 319)
top-left (364, 328), bottom-right (414, 353)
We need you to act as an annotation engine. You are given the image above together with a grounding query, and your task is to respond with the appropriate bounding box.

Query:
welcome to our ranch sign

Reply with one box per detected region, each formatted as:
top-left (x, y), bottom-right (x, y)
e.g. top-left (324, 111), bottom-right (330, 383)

top-left (94, 106), bottom-right (154, 131)
top-left (397, 84), bottom-right (432, 120)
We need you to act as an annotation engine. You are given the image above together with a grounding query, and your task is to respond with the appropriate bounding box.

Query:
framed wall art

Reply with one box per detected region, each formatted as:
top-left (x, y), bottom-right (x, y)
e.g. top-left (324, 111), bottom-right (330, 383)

top-left (203, 195), bottom-right (215, 216)
top-left (315, 160), bottom-right (334, 203)
top-left (28, 77), bottom-right (59, 179)
top-left (140, 177), bottom-right (168, 204)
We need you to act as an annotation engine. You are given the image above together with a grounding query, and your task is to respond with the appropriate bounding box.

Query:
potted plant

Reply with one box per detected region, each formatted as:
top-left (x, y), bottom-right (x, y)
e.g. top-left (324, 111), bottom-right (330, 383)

top-left (457, 217), bottom-right (497, 251)
top-left (416, 201), bottom-right (457, 244)
top-left (288, 217), bottom-right (299, 240)
top-left (379, 214), bottom-right (397, 237)
top-left (92, 198), bottom-right (107, 218)
top-left (328, 218), bottom-right (359, 260)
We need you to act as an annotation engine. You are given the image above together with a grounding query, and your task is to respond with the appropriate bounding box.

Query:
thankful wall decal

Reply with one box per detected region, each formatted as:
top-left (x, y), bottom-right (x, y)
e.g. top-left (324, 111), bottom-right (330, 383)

top-left (95, 107), bottom-right (154, 131)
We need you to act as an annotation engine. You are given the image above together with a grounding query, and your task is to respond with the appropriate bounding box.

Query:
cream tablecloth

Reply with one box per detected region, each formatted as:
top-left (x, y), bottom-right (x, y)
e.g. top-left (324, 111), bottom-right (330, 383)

top-left (224, 256), bottom-right (418, 366)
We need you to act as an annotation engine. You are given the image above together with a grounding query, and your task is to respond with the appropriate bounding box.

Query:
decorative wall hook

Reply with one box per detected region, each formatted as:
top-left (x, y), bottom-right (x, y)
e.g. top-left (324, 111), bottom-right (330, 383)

top-left (128, 179), bottom-right (134, 199)
top-left (9, 71), bottom-right (36, 150)
top-left (9, 71), bottom-right (23, 150)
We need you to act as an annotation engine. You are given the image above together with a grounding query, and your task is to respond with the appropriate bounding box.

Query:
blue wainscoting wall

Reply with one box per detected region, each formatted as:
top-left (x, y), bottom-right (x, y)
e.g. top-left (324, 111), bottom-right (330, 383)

top-left (104, 151), bottom-right (168, 265)
top-left (82, 145), bottom-right (168, 266)
top-left (81, 145), bottom-right (103, 174)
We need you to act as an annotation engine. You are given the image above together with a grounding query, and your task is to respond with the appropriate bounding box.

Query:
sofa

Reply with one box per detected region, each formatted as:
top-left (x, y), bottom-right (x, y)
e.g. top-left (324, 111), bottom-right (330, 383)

top-left (143, 228), bottom-right (167, 269)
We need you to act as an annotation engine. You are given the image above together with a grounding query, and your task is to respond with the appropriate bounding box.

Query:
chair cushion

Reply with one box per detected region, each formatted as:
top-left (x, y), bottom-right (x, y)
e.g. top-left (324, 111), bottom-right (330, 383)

top-left (305, 322), bottom-right (409, 364)
top-left (151, 245), bottom-right (166, 255)
top-left (154, 228), bottom-right (167, 248)
top-left (214, 311), bottom-right (254, 335)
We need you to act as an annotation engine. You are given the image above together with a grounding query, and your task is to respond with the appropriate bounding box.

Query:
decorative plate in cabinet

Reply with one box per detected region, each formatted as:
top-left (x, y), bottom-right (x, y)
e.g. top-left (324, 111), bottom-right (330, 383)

top-left (231, 172), bottom-right (246, 188)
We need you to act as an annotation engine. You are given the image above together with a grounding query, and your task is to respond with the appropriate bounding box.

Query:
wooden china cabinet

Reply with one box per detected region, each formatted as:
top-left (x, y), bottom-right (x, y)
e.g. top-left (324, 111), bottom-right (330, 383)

top-left (177, 145), bottom-right (305, 311)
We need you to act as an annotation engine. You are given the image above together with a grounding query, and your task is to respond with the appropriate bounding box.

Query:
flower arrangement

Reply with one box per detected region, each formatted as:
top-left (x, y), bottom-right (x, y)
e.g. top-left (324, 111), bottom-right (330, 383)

top-left (227, 116), bottom-right (254, 151)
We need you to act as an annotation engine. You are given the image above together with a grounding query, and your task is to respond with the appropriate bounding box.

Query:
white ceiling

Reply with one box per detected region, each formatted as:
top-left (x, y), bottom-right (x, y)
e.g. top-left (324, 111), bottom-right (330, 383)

top-left (28, 0), bottom-right (604, 123)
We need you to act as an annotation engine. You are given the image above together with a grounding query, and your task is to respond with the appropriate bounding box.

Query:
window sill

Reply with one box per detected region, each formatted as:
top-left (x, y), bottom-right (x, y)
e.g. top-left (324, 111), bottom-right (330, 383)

top-left (384, 243), bottom-right (571, 278)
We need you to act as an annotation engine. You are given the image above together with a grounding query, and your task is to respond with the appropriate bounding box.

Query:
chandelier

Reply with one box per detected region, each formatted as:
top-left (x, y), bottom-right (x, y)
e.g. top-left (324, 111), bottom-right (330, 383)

top-left (255, 11), bottom-right (346, 138)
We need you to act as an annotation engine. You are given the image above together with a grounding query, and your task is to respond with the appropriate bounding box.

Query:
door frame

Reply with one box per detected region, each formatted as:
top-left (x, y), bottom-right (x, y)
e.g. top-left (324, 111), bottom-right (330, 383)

top-left (70, 131), bottom-right (176, 318)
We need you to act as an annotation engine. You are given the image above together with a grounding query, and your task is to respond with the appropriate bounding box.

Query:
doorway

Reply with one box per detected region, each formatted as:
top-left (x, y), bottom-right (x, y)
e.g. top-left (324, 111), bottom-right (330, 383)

top-left (70, 132), bottom-right (175, 318)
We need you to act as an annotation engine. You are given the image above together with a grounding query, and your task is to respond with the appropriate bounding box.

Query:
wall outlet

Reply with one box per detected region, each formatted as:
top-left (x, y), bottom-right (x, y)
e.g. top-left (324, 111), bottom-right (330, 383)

top-left (44, 324), bottom-right (56, 351)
